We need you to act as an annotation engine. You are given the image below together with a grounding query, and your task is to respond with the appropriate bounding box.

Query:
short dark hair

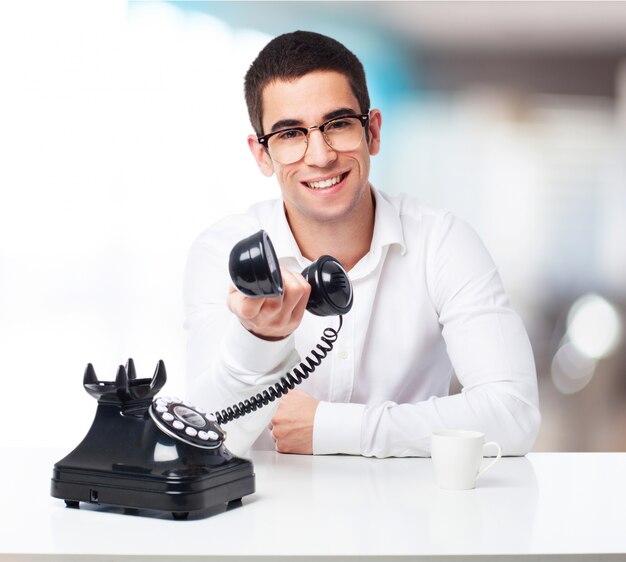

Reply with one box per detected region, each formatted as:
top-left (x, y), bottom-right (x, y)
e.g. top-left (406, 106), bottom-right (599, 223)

top-left (244, 30), bottom-right (370, 137)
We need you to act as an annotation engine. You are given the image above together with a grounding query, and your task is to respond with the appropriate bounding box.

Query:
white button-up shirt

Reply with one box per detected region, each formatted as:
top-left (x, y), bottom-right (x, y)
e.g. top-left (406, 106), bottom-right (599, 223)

top-left (183, 188), bottom-right (541, 457)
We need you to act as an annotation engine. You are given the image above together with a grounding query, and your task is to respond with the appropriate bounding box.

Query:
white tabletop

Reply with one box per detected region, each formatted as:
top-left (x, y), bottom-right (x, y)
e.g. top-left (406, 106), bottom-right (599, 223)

top-left (1, 448), bottom-right (625, 560)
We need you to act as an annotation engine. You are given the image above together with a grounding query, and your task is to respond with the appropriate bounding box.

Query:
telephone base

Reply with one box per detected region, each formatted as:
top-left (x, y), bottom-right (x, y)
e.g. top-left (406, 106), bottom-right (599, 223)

top-left (50, 360), bottom-right (256, 519)
top-left (51, 456), bottom-right (254, 520)
top-left (50, 391), bottom-right (255, 520)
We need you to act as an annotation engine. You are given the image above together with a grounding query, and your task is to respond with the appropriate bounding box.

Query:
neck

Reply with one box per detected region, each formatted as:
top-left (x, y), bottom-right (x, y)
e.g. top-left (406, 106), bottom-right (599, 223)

top-left (285, 188), bottom-right (376, 272)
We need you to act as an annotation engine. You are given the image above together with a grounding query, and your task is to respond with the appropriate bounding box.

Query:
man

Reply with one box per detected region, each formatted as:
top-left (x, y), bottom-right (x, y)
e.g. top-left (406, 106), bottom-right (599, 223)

top-left (184, 30), bottom-right (540, 458)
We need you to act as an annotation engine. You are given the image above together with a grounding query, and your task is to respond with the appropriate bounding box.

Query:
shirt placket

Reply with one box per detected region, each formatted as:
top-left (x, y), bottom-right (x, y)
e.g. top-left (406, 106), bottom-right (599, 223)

top-left (328, 306), bottom-right (355, 403)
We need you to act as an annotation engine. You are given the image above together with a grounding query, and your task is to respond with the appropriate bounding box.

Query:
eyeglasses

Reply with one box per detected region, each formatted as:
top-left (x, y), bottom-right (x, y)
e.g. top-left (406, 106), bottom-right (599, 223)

top-left (257, 113), bottom-right (370, 165)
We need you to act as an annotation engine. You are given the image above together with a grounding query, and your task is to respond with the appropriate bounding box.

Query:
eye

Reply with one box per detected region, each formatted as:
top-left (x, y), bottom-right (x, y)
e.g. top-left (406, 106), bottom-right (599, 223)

top-left (276, 129), bottom-right (304, 141)
top-left (326, 118), bottom-right (354, 131)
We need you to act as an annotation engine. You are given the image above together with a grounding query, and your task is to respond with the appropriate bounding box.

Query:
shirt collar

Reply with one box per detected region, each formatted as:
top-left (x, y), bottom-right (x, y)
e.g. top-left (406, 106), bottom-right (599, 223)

top-left (266, 187), bottom-right (407, 269)
top-left (370, 187), bottom-right (407, 257)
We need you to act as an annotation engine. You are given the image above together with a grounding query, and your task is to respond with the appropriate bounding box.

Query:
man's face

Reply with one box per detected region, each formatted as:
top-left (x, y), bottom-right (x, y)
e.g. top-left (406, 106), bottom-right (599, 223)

top-left (249, 70), bottom-right (381, 227)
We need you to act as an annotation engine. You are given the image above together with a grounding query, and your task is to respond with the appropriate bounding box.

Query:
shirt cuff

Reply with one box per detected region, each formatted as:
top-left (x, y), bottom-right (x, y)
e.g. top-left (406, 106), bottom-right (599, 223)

top-left (313, 401), bottom-right (365, 456)
top-left (220, 317), bottom-right (297, 376)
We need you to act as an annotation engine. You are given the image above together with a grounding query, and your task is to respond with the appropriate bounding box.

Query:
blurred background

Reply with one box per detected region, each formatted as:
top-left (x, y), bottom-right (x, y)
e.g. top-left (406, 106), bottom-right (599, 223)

top-left (1, 1), bottom-right (625, 451)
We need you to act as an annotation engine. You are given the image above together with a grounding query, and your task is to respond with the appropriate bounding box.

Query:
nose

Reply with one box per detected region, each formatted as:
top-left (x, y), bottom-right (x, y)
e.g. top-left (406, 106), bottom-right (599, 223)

top-left (303, 129), bottom-right (337, 167)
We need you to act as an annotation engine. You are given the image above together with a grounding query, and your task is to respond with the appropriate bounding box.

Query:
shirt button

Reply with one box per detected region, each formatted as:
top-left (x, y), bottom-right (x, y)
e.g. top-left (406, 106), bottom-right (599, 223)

top-left (338, 351), bottom-right (350, 360)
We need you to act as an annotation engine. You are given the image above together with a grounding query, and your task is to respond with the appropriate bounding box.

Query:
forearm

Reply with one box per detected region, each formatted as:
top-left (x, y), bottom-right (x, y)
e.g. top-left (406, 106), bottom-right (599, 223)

top-left (366, 381), bottom-right (540, 457)
top-left (184, 233), bottom-right (304, 455)
top-left (186, 311), bottom-right (300, 456)
top-left (313, 380), bottom-right (540, 458)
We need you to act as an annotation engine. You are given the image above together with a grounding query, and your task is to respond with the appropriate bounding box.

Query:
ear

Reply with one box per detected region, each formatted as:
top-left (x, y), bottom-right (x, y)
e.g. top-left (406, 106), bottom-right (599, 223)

top-left (248, 134), bottom-right (274, 177)
top-left (367, 109), bottom-right (382, 156)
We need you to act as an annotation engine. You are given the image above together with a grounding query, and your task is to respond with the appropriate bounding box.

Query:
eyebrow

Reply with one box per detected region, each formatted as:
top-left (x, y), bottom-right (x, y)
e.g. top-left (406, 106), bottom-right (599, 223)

top-left (269, 107), bottom-right (359, 133)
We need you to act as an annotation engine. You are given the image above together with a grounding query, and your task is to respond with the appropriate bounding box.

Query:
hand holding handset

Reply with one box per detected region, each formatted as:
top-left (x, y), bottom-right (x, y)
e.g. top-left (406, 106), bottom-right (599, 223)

top-left (212, 229), bottom-right (353, 424)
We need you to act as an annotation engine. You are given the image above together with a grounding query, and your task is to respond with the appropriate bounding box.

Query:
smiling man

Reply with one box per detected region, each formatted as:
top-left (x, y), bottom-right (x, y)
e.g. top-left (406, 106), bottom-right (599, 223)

top-left (183, 31), bottom-right (541, 457)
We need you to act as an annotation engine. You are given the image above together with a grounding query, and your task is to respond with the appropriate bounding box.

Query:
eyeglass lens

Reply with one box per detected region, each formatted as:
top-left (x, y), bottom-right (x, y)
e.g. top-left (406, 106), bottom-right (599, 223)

top-left (267, 116), bottom-right (366, 164)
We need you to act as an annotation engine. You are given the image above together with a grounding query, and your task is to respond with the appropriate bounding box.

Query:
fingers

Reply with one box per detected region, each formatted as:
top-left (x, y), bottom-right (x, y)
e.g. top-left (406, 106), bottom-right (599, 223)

top-left (228, 266), bottom-right (311, 340)
top-left (227, 286), bottom-right (265, 321)
top-left (285, 269), bottom-right (311, 321)
top-left (264, 268), bottom-right (309, 322)
top-left (267, 391), bottom-right (317, 455)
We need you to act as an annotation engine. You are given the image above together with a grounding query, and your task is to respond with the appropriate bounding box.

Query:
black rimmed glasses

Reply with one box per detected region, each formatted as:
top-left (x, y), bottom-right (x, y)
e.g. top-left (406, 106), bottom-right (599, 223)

top-left (257, 113), bottom-right (370, 165)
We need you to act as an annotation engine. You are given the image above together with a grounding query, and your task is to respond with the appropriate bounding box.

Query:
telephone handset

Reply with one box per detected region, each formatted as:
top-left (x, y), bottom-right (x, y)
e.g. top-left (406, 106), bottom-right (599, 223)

top-left (212, 229), bottom-right (353, 424)
top-left (228, 229), bottom-right (353, 316)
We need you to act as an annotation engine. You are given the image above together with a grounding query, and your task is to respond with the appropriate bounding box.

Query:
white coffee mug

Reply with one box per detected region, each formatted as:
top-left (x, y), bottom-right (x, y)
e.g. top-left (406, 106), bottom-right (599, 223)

top-left (431, 430), bottom-right (502, 490)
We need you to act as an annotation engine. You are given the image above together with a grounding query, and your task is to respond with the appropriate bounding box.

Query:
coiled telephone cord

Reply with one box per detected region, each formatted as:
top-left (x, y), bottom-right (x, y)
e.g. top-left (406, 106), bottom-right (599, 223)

top-left (214, 315), bottom-right (343, 425)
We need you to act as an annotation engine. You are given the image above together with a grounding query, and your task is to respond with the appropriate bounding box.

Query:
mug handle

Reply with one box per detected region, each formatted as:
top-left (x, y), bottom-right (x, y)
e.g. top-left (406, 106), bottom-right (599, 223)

top-left (476, 441), bottom-right (502, 480)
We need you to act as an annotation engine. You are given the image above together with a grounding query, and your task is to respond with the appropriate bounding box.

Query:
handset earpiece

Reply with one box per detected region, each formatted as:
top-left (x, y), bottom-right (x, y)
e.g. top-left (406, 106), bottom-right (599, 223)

top-left (228, 230), bottom-right (283, 298)
top-left (228, 230), bottom-right (353, 317)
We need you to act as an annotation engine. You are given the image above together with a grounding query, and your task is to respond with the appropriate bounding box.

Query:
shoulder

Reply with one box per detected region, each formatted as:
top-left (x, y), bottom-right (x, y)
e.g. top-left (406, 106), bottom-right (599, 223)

top-left (375, 189), bottom-right (456, 238)
top-left (374, 190), bottom-right (488, 266)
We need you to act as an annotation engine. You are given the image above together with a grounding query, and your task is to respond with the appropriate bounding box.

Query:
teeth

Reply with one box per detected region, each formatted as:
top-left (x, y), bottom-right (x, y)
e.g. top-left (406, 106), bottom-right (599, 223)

top-left (307, 175), bottom-right (342, 190)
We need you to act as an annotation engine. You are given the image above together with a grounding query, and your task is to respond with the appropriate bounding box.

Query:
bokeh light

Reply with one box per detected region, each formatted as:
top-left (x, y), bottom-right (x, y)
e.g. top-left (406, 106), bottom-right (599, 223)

top-left (566, 293), bottom-right (622, 360)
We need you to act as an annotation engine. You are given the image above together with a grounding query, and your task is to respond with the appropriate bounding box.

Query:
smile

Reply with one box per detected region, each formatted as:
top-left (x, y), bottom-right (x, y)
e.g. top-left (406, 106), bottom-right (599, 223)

top-left (305, 173), bottom-right (348, 190)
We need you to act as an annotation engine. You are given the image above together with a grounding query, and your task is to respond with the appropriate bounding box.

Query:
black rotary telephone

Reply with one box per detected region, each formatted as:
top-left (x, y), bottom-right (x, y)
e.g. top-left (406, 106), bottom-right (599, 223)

top-left (50, 230), bottom-right (352, 519)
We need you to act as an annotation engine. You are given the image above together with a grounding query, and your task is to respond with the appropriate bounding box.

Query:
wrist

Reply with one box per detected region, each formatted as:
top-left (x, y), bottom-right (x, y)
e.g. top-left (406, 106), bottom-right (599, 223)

top-left (222, 317), bottom-right (297, 374)
top-left (248, 325), bottom-right (291, 341)
top-left (313, 401), bottom-right (365, 456)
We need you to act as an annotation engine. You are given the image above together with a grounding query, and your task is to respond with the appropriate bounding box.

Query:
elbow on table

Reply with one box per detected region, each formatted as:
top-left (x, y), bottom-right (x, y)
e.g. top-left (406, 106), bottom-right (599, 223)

top-left (498, 395), bottom-right (542, 456)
